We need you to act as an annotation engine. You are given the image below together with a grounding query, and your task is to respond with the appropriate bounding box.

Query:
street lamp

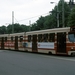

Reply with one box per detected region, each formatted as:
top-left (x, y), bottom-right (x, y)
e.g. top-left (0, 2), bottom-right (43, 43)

top-left (50, 2), bottom-right (59, 28)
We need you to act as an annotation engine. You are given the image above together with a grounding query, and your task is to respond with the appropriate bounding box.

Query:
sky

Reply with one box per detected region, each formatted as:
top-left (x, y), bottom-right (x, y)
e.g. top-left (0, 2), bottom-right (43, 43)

top-left (0, 0), bottom-right (69, 26)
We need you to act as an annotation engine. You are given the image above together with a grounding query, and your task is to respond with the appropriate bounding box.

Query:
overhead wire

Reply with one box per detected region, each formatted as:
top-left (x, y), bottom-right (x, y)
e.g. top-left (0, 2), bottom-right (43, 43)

top-left (14, 12), bottom-right (49, 23)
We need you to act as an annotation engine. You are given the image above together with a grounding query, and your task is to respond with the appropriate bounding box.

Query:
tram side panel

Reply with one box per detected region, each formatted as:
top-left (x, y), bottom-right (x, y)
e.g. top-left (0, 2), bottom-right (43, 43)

top-left (0, 37), bottom-right (4, 50)
top-left (0, 37), bottom-right (1, 49)
top-left (4, 36), bottom-right (9, 50)
top-left (25, 34), bottom-right (38, 52)
top-left (25, 33), bottom-right (56, 54)
top-left (8, 32), bottom-right (26, 51)
top-left (37, 33), bottom-right (56, 54)
top-left (56, 31), bottom-right (75, 55)
top-left (18, 34), bottom-right (26, 51)
top-left (1, 37), bottom-right (4, 50)
top-left (0, 34), bottom-right (9, 50)
top-left (66, 32), bottom-right (75, 55)
top-left (25, 35), bottom-right (32, 52)
top-left (25, 34), bottom-right (39, 52)
top-left (6, 35), bottom-right (15, 50)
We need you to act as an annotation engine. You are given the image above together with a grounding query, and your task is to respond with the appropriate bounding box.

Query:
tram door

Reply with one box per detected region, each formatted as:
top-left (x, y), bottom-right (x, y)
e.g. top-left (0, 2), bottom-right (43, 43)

top-left (1, 37), bottom-right (4, 50)
top-left (15, 36), bottom-right (18, 50)
top-left (32, 35), bottom-right (37, 52)
top-left (57, 32), bottom-right (66, 53)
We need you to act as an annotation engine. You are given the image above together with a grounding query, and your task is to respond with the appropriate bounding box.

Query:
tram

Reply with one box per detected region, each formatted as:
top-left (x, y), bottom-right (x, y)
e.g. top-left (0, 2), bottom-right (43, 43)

top-left (0, 26), bottom-right (75, 56)
top-left (26, 26), bottom-right (75, 56)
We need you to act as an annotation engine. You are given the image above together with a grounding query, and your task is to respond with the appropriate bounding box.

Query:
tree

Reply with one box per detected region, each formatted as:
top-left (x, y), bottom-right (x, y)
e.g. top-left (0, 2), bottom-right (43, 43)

top-left (44, 14), bottom-right (56, 29)
top-left (20, 24), bottom-right (29, 32)
top-left (36, 16), bottom-right (45, 30)
top-left (0, 26), bottom-right (7, 34)
top-left (7, 23), bottom-right (22, 33)
top-left (44, 0), bottom-right (70, 28)
top-left (67, 8), bottom-right (75, 27)
top-left (14, 23), bottom-right (22, 33)
top-left (58, 0), bottom-right (70, 27)
top-left (31, 23), bottom-right (38, 31)
top-left (36, 0), bottom-right (70, 29)
top-left (7, 23), bottom-right (30, 33)
top-left (7, 24), bottom-right (12, 34)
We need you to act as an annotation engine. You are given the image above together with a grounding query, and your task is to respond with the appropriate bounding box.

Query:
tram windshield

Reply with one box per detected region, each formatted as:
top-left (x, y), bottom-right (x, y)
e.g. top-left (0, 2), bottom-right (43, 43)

top-left (68, 33), bottom-right (75, 42)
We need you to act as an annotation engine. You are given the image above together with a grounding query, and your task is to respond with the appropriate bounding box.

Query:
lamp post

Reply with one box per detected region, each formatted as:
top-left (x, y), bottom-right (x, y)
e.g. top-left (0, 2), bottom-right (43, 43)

top-left (50, 2), bottom-right (59, 28)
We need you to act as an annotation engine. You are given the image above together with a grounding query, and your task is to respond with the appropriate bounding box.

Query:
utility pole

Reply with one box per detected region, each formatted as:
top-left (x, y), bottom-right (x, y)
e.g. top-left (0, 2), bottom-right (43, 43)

top-left (12, 11), bottom-right (14, 33)
top-left (62, 0), bottom-right (64, 27)
top-left (57, 4), bottom-right (59, 28)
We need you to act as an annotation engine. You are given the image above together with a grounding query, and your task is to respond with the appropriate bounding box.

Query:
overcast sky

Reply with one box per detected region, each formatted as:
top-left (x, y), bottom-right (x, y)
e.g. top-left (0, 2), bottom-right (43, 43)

top-left (0, 0), bottom-right (69, 26)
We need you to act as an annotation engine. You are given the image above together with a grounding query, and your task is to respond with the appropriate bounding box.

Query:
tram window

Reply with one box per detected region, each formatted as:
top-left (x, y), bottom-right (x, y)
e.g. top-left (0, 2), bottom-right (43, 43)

top-left (68, 33), bottom-right (75, 42)
top-left (49, 33), bottom-right (55, 42)
top-left (11, 37), bottom-right (13, 42)
top-left (5, 37), bottom-right (7, 42)
top-left (43, 34), bottom-right (48, 42)
top-left (38, 34), bottom-right (42, 42)
top-left (20, 36), bottom-right (23, 42)
top-left (0, 37), bottom-right (1, 41)
top-left (28, 35), bottom-right (31, 42)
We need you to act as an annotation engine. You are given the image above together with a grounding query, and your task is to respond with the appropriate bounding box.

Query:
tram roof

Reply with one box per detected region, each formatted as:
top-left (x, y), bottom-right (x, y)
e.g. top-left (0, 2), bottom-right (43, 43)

top-left (26, 27), bottom-right (70, 35)
top-left (9, 32), bottom-right (25, 36)
top-left (0, 32), bottom-right (25, 37)
top-left (0, 34), bottom-right (9, 37)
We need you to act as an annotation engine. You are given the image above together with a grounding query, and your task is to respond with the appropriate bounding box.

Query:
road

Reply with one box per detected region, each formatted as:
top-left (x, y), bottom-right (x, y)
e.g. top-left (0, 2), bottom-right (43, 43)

top-left (0, 50), bottom-right (75, 75)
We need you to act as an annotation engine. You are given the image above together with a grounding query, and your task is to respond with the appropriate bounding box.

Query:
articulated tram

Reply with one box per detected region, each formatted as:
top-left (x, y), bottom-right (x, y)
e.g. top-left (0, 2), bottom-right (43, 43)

top-left (0, 26), bottom-right (75, 56)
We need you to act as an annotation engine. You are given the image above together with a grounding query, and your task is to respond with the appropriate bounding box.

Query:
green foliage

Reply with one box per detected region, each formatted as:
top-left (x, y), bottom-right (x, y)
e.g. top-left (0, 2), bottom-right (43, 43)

top-left (20, 24), bottom-right (29, 32)
top-left (68, 8), bottom-right (75, 27)
top-left (36, 16), bottom-right (45, 30)
top-left (7, 23), bottom-right (30, 34)
top-left (35, 0), bottom-right (70, 29)
top-left (44, 14), bottom-right (56, 29)
top-left (31, 23), bottom-right (38, 31)
top-left (0, 26), bottom-right (7, 34)
top-left (7, 24), bottom-right (13, 34)
top-left (57, 0), bottom-right (70, 27)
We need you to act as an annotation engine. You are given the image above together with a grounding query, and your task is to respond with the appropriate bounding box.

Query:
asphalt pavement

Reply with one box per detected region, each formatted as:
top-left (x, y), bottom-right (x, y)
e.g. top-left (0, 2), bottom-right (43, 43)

top-left (0, 50), bottom-right (75, 75)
